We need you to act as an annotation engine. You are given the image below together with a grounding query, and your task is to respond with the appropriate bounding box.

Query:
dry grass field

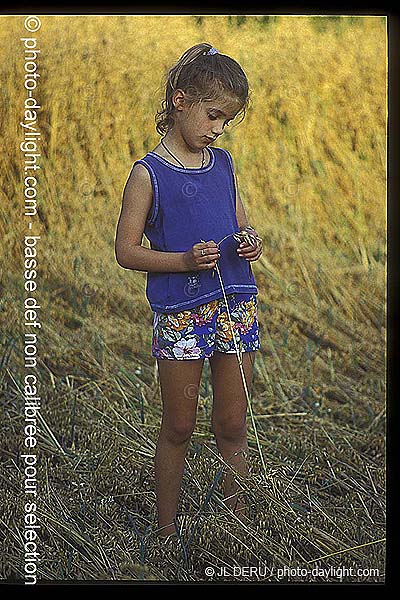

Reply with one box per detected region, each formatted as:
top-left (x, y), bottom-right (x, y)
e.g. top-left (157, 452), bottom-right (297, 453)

top-left (1, 15), bottom-right (386, 582)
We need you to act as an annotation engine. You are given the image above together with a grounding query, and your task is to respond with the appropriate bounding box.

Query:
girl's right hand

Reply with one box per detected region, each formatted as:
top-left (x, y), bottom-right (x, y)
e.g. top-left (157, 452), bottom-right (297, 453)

top-left (183, 240), bottom-right (220, 271)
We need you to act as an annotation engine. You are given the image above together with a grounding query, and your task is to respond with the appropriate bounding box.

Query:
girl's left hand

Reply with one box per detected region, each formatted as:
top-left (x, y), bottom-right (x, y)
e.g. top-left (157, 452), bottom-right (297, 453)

top-left (236, 227), bottom-right (263, 262)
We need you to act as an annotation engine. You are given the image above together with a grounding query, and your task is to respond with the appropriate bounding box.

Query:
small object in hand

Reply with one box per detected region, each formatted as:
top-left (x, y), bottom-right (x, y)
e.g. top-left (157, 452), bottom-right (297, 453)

top-left (233, 228), bottom-right (261, 248)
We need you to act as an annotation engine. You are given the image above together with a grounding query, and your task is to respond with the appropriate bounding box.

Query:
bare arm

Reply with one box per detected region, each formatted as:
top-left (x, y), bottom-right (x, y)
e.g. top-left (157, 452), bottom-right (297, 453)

top-left (233, 170), bottom-right (263, 263)
top-left (234, 172), bottom-right (250, 230)
top-left (115, 163), bottom-right (188, 272)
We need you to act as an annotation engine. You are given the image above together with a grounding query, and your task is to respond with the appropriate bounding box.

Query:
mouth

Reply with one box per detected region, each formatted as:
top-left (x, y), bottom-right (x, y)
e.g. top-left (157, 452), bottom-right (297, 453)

top-left (204, 136), bottom-right (216, 143)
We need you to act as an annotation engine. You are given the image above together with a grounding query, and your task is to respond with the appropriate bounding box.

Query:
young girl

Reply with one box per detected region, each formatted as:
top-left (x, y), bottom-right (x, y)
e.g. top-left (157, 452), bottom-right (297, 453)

top-left (115, 43), bottom-right (263, 539)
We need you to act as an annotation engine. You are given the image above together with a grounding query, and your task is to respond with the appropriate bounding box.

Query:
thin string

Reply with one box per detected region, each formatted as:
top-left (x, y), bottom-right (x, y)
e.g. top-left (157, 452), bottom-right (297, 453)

top-left (161, 137), bottom-right (205, 169)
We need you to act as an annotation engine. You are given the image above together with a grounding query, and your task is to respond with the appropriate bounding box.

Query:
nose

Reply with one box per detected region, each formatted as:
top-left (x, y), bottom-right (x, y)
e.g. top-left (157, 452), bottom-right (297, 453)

top-left (211, 123), bottom-right (224, 136)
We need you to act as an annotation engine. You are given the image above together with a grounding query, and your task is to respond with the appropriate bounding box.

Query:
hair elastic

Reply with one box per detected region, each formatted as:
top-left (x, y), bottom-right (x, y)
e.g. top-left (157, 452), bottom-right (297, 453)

top-left (206, 47), bottom-right (219, 55)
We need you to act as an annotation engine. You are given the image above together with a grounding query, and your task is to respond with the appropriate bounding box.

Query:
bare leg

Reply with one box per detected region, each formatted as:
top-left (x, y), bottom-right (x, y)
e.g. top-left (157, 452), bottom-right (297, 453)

top-left (155, 357), bottom-right (204, 537)
top-left (209, 351), bottom-right (255, 514)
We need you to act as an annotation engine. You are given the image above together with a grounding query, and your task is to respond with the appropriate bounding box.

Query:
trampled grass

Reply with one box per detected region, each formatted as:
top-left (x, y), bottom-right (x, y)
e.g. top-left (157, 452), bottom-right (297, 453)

top-left (1, 15), bottom-right (386, 582)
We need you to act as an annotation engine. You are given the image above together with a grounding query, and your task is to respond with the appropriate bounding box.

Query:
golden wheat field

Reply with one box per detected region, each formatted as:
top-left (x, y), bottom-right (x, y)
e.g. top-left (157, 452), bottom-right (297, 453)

top-left (1, 15), bottom-right (386, 583)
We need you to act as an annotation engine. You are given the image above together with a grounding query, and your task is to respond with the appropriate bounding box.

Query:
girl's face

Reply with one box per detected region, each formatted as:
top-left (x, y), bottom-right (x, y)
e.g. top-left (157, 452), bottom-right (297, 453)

top-left (174, 92), bottom-right (242, 150)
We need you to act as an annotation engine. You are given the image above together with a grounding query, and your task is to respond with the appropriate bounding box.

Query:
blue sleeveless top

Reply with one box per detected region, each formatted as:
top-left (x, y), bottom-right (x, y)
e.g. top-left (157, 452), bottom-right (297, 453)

top-left (133, 146), bottom-right (258, 313)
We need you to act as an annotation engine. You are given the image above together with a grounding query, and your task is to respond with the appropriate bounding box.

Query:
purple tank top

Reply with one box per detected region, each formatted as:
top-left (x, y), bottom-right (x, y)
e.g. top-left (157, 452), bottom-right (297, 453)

top-left (133, 146), bottom-right (258, 313)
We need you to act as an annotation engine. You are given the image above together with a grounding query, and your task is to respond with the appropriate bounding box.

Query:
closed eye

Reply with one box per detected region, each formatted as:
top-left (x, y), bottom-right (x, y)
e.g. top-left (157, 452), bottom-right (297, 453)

top-left (208, 114), bottom-right (232, 127)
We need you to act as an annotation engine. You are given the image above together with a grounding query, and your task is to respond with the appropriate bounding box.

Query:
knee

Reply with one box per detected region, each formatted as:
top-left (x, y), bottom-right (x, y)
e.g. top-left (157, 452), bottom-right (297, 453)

top-left (212, 413), bottom-right (247, 444)
top-left (161, 418), bottom-right (196, 446)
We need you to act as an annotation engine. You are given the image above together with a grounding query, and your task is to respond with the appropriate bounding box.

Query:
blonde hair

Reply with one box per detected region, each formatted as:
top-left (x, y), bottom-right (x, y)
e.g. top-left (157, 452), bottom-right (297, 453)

top-left (155, 42), bottom-right (250, 136)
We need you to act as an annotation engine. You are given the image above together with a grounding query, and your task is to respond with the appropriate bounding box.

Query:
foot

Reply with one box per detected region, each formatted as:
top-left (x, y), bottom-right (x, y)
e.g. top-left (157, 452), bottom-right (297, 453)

top-left (156, 521), bottom-right (177, 539)
top-left (231, 494), bottom-right (252, 526)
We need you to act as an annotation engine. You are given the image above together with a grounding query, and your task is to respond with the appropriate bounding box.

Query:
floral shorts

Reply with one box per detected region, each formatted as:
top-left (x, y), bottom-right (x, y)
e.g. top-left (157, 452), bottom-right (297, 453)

top-left (152, 293), bottom-right (261, 360)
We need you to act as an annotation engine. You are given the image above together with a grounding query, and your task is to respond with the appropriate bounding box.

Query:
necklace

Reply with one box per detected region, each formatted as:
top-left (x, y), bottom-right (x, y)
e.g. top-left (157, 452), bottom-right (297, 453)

top-left (161, 138), bottom-right (205, 169)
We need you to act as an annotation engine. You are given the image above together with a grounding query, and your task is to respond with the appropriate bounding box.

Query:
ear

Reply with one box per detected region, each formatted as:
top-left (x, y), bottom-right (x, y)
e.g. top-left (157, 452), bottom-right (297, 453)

top-left (172, 89), bottom-right (186, 111)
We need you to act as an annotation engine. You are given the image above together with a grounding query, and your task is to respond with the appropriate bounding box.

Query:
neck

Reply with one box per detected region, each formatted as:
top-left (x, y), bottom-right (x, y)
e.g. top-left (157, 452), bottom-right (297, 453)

top-left (164, 131), bottom-right (202, 158)
top-left (162, 131), bottom-right (207, 168)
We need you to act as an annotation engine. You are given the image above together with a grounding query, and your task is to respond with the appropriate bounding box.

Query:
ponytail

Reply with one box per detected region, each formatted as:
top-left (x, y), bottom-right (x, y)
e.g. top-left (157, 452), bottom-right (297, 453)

top-left (169, 43), bottom-right (213, 90)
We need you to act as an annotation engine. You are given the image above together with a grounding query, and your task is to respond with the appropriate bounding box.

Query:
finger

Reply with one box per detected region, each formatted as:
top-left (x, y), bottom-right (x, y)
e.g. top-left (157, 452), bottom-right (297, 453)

top-left (195, 240), bottom-right (217, 249)
top-left (198, 251), bottom-right (220, 263)
top-left (238, 240), bottom-right (262, 252)
top-left (200, 260), bottom-right (217, 270)
top-left (240, 248), bottom-right (259, 259)
top-left (252, 249), bottom-right (262, 259)
top-left (198, 246), bottom-right (220, 257)
top-left (237, 245), bottom-right (254, 256)
top-left (239, 240), bottom-right (258, 249)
